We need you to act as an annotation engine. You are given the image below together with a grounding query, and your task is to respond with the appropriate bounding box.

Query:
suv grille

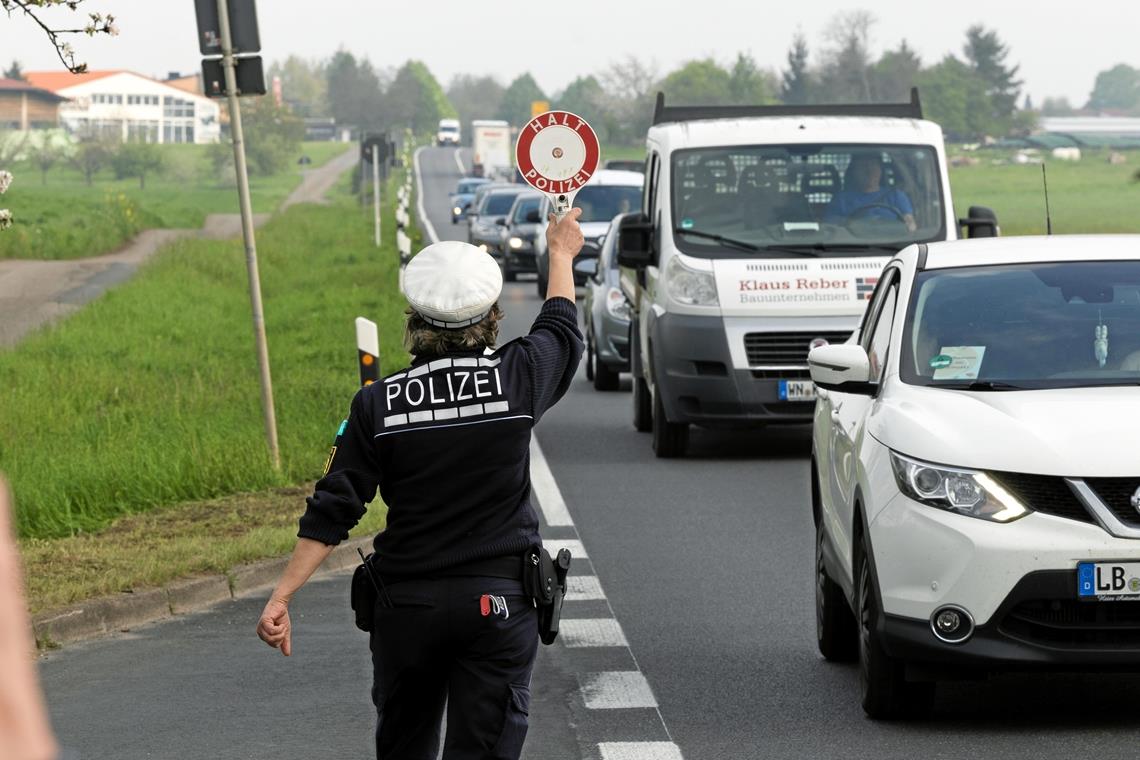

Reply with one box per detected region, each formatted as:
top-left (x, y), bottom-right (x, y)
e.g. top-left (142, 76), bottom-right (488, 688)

top-left (1085, 478), bottom-right (1140, 528)
top-left (744, 331), bottom-right (852, 367)
top-left (988, 472), bottom-right (1093, 525)
top-left (1001, 599), bottom-right (1140, 649)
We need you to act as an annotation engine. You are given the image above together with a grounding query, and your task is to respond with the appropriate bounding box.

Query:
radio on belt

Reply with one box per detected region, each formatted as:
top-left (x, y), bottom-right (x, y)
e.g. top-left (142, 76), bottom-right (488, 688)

top-left (514, 110), bottom-right (600, 220)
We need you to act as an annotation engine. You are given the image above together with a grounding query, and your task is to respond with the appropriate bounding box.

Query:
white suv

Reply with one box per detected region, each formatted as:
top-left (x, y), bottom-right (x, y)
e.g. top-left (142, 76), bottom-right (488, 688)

top-left (809, 235), bottom-right (1140, 719)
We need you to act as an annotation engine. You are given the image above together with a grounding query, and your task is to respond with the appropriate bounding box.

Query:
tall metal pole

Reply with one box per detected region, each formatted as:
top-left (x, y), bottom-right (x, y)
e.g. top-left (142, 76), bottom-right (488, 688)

top-left (217, 0), bottom-right (280, 470)
top-left (372, 144), bottom-right (381, 247)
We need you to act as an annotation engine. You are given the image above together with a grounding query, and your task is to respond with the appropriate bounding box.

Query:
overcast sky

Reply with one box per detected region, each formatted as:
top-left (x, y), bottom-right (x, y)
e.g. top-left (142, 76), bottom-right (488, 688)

top-left (1, 0), bottom-right (1136, 107)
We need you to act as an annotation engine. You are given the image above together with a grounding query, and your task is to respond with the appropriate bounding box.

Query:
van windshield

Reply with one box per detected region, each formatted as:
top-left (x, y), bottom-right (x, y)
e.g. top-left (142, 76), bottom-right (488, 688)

top-left (670, 144), bottom-right (945, 257)
top-left (574, 185), bottom-right (643, 223)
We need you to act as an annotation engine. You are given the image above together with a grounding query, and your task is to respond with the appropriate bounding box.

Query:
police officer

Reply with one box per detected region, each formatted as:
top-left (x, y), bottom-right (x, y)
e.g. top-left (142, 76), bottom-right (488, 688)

top-left (256, 209), bottom-right (585, 760)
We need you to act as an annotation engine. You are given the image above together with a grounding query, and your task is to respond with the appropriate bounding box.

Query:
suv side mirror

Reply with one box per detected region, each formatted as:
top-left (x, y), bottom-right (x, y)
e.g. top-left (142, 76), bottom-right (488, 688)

top-left (496, 218), bottom-right (508, 226)
top-left (808, 345), bottom-right (874, 395)
top-left (959, 206), bottom-right (999, 238)
top-left (525, 209), bottom-right (541, 224)
top-left (616, 212), bottom-right (654, 269)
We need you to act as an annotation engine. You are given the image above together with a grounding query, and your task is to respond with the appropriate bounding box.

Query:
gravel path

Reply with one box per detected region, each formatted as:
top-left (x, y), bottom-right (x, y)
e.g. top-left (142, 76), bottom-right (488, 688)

top-left (0, 148), bottom-right (357, 348)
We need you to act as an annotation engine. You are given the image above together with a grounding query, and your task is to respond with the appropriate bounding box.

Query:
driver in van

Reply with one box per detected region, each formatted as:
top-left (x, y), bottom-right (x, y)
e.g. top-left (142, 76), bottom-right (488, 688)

top-left (825, 154), bottom-right (917, 232)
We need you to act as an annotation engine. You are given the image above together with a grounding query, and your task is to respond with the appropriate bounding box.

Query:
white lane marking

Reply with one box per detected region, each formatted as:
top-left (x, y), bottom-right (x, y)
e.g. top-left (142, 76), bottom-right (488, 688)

top-left (599, 743), bottom-right (684, 760)
top-left (529, 437), bottom-right (574, 527)
top-left (560, 618), bottom-right (628, 648)
top-left (542, 538), bottom-right (586, 559)
top-left (580, 672), bottom-right (658, 709)
top-left (567, 575), bottom-right (606, 601)
top-left (453, 147), bottom-right (466, 175)
top-left (412, 146), bottom-right (440, 245)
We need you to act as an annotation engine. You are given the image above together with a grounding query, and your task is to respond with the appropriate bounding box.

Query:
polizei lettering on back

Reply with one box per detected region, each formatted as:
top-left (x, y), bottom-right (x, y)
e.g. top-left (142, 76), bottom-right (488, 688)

top-left (379, 357), bottom-right (514, 431)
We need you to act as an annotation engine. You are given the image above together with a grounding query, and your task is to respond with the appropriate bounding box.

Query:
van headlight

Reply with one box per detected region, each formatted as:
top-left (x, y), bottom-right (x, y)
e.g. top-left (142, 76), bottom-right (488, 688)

top-left (606, 287), bottom-right (631, 320)
top-left (889, 452), bottom-right (1029, 523)
top-left (665, 255), bottom-right (718, 306)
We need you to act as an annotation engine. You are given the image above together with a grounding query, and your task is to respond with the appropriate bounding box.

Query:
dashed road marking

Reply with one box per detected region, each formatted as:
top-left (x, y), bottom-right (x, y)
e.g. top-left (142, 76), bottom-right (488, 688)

top-left (453, 147), bottom-right (466, 175)
top-left (580, 671), bottom-right (658, 709)
top-left (599, 743), bottom-right (685, 760)
top-left (566, 574), bottom-right (606, 601)
top-left (412, 146), bottom-right (440, 245)
top-left (560, 618), bottom-right (628, 648)
top-left (541, 538), bottom-right (587, 559)
top-left (530, 438), bottom-right (575, 526)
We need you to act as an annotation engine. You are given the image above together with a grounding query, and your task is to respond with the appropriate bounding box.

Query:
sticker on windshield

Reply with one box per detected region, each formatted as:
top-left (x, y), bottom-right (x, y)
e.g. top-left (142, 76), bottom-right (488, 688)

top-left (681, 217), bottom-right (695, 229)
top-left (932, 346), bottom-right (987, 380)
top-left (783, 222), bottom-right (820, 232)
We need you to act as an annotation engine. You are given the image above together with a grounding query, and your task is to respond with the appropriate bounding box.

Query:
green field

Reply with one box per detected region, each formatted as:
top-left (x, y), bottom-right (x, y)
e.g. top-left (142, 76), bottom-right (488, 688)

top-left (1, 168), bottom-right (410, 539)
top-left (0, 141), bottom-right (350, 261)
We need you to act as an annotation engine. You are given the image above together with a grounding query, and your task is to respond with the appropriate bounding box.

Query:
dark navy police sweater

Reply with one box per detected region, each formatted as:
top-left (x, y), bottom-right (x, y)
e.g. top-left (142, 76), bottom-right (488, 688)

top-left (298, 297), bottom-right (583, 576)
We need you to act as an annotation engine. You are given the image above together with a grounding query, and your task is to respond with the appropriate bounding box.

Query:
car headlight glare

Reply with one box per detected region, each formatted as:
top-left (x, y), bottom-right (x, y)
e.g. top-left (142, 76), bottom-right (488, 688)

top-left (664, 255), bottom-right (719, 307)
top-left (889, 452), bottom-right (1029, 523)
top-left (509, 236), bottom-right (524, 250)
top-left (453, 206), bottom-right (462, 215)
top-left (606, 287), bottom-right (631, 320)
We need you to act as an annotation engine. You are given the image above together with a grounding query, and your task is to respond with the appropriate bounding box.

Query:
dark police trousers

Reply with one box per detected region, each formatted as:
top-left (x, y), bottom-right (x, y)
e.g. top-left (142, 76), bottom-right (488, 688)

top-left (370, 575), bottom-right (538, 760)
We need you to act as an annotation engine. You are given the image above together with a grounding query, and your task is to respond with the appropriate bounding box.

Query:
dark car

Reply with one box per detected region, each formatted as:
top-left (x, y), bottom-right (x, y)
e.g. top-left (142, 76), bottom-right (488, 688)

top-left (496, 191), bottom-right (543, 281)
top-left (449, 177), bottom-right (490, 223)
top-left (580, 213), bottom-right (633, 390)
top-left (468, 186), bottom-right (526, 254)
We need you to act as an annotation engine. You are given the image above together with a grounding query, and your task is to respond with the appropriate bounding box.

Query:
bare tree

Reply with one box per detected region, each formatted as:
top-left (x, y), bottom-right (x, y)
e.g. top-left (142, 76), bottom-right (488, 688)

top-left (818, 10), bottom-right (876, 102)
top-left (0, 0), bottom-right (118, 73)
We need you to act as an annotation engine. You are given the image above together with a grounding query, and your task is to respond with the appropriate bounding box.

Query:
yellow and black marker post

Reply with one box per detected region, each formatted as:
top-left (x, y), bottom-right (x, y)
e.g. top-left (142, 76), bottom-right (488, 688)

top-left (355, 317), bottom-right (380, 387)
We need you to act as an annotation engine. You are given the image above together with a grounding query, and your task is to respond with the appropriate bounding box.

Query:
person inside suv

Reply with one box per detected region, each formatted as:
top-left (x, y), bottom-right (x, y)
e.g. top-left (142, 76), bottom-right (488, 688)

top-left (825, 154), bottom-right (917, 232)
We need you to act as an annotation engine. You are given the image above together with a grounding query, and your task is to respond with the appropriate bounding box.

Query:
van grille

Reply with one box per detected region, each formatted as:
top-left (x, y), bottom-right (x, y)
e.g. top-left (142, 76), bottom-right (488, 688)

top-left (744, 331), bottom-right (851, 367)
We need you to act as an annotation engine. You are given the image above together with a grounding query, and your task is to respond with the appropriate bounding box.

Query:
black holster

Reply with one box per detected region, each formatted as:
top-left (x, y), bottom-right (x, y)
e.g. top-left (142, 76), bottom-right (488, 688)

top-left (351, 551), bottom-right (381, 632)
top-left (522, 546), bottom-right (572, 645)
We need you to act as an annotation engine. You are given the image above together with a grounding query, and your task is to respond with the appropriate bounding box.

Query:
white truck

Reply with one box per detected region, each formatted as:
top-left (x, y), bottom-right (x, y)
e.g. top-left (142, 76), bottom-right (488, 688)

top-left (437, 118), bottom-right (461, 146)
top-left (471, 119), bottom-right (512, 179)
top-left (617, 90), bottom-right (999, 457)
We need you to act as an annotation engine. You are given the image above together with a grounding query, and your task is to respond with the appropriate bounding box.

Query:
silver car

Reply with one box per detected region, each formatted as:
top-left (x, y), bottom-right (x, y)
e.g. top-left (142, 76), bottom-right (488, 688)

top-left (466, 184), bottom-right (521, 252)
top-left (579, 214), bottom-right (633, 391)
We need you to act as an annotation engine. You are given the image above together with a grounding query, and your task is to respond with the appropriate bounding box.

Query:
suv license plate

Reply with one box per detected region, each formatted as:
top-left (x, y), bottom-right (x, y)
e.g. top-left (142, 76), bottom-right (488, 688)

top-left (1077, 562), bottom-right (1140, 600)
top-left (778, 380), bottom-right (816, 402)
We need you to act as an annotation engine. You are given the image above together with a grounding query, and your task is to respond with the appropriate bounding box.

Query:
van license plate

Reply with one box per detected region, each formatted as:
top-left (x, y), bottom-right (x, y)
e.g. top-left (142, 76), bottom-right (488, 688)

top-left (1077, 562), bottom-right (1140, 600)
top-left (779, 380), bottom-right (816, 402)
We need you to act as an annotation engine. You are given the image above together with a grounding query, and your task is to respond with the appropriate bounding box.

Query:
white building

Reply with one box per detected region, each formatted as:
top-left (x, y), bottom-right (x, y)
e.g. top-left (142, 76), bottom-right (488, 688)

top-left (24, 70), bottom-right (220, 144)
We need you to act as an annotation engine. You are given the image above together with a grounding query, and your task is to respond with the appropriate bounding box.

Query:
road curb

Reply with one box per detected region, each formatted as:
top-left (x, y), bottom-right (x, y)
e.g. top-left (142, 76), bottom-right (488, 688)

top-left (32, 536), bottom-right (374, 648)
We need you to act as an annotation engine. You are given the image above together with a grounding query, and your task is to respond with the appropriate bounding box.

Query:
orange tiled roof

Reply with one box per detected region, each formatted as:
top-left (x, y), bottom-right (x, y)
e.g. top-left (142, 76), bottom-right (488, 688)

top-left (24, 70), bottom-right (123, 93)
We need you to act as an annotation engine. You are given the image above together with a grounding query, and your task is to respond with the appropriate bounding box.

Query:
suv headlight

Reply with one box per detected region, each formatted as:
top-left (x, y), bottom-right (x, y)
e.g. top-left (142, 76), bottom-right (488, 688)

top-left (509, 236), bottom-right (525, 250)
top-left (664, 255), bottom-right (718, 306)
top-left (606, 287), bottom-right (631, 320)
top-left (889, 452), bottom-right (1029, 523)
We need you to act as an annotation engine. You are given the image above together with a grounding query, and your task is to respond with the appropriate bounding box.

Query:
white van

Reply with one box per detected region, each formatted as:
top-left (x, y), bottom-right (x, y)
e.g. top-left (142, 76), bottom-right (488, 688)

top-left (617, 90), bottom-right (999, 457)
top-left (437, 118), bottom-right (460, 146)
top-left (471, 120), bottom-right (512, 179)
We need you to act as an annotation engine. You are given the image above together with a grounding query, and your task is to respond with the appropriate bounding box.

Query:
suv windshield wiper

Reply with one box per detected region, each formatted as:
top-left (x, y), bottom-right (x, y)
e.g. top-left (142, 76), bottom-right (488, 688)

top-left (675, 228), bottom-right (819, 257)
top-left (934, 380), bottom-right (1026, 392)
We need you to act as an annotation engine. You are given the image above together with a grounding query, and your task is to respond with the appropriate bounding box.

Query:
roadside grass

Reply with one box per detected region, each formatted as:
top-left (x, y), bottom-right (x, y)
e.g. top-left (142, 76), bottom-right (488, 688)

top-left (0, 141), bottom-right (351, 260)
top-left (1, 170), bottom-right (410, 540)
top-left (947, 152), bottom-right (1140, 236)
top-left (20, 487), bottom-right (386, 615)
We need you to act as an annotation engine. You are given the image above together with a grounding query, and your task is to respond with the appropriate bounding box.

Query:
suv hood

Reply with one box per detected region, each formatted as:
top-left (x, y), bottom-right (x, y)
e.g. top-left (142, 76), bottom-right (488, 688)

top-left (869, 381), bottom-right (1140, 477)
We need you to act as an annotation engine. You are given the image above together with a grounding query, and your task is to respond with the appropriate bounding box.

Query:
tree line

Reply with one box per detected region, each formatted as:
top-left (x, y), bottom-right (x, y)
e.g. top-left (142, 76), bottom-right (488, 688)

top-left (269, 12), bottom-right (1136, 146)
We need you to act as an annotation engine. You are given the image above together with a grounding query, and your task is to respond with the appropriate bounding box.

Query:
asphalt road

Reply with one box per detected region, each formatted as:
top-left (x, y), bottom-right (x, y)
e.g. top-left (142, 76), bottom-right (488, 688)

top-left (36, 148), bottom-right (1140, 760)
top-left (417, 147), bottom-right (1140, 759)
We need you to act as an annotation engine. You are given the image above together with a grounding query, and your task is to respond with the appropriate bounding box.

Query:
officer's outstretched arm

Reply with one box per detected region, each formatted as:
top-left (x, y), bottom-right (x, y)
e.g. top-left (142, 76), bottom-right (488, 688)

top-left (545, 208), bottom-right (584, 303)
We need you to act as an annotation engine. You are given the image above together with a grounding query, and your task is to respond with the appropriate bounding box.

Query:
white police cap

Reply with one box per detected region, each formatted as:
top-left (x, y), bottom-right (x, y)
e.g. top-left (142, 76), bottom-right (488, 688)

top-left (402, 240), bottom-right (503, 328)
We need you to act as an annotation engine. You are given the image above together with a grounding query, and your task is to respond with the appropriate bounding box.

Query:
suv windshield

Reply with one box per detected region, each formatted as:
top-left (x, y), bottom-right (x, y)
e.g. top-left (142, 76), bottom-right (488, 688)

top-left (901, 261), bottom-right (1140, 390)
top-left (513, 196), bottom-right (541, 223)
top-left (671, 144), bottom-right (944, 257)
top-left (574, 185), bottom-right (643, 223)
top-left (482, 191), bottom-right (521, 216)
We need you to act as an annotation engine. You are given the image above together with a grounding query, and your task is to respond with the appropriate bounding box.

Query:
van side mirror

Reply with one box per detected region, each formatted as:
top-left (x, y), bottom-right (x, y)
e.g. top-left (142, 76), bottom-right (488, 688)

top-left (573, 258), bottom-right (599, 277)
top-left (808, 345), bottom-right (874, 395)
top-left (959, 206), bottom-right (999, 238)
top-left (616, 212), bottom-right (653, 269)
top-left (525, 209), bottom-right (541, 224)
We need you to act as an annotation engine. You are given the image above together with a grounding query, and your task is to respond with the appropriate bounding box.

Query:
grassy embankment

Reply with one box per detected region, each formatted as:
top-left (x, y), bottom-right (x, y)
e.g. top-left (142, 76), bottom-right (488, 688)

top-left (599, 146), bottom-right (1140, 235)
top-left (7, 167), bottom-right (412, 613)
top-left (0, 141), bottom-right (349, 260)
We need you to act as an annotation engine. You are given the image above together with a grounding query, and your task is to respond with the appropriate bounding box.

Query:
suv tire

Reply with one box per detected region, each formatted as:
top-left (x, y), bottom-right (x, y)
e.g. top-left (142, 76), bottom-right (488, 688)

top-left (593, 355), bottom-right (620, 391)
top-left (652, 388), bottom-right (688, 458)
top-left (632, 376), bottom-right (652, 432)
top-left (858, 535), bottom-right (934, 719)
top-left (585, 334), bottom-right (595, 381)
top-left (816, 521), bottom-right (857, 662)
top-left (536, 271), bottom-right (548, 298)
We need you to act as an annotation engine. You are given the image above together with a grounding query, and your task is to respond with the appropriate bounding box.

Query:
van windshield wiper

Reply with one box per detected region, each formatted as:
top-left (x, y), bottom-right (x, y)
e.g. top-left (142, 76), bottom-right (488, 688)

top-left (675, 228), bottom-right (818, 257)
top-left (934, 380), bottom-right (1026, 391)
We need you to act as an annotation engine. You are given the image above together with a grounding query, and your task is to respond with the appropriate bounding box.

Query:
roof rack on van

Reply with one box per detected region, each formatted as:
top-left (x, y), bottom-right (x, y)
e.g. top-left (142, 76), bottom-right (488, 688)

top-left (651, 87), bottom-right (923, 125)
